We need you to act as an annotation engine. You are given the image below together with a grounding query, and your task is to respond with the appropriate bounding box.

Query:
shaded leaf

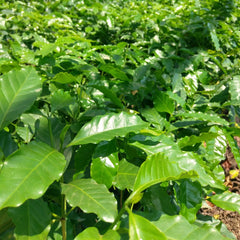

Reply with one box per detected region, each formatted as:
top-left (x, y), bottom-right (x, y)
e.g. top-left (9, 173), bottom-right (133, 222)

top-left (0, 141), bottom-right (66, 210)
top-left (50, 89), bottom-right (76, 112)
top-left (178, 179), bottom-right (202, 223)
top-left (113, 159), bottom-right (139, 190)
top-left (61, 179), bottom-right (117, 222)
top-left (89, 85), bottom-right (123, 108)
top-left (8, 198), bottom-right (51, 239)
top-left (99, 64), bottom-right (129, 81)
top-left (69, 112), bottom-right (148, 145)
top-left (153, 92), bottom-right (175, 115)
top-left (0, 67), bottom-right (41, 130)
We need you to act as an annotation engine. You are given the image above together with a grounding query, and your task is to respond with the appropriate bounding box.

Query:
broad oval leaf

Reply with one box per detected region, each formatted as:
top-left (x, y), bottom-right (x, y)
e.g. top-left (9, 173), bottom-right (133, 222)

top-left (130, 152), bottom-right (197, 204)
top-left (0, 67), bottom-right (41, 130)
top-left (69, 112), bottom-right (148, 145)
top-left (153, 92), bottom-right (175, 115)
top-left (211, 191), bottom-right (240, 214)
top-left (8, 198), bottom-right (51, 239)
top-left (0, 141), bottom-right (66, 210)
top-left (61, 179), bottom-right (117, 223)
top-left (153, 215), bottom-right (230, 240)
top-left (74, 227), bottom-right (120, 240)
top-left (113, 159), bottom-right (139, 190)
top-left (128, 211), bottom-right (167, 240)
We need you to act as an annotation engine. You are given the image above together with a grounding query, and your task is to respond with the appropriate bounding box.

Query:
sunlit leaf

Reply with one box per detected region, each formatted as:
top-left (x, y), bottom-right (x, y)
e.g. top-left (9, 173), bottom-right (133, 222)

top-left (0, 67), bottom-right (41, 130)
top-left (62, 179), bottom-right (117, 222)
top-left (69, 112), bottom-right (148, 145)
top-left (0, 141), bottom-right (66, 210)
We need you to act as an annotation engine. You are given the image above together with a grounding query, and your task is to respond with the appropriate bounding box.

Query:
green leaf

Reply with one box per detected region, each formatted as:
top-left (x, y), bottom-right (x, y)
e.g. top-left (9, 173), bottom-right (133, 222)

top-left (178, 132), bottom-right (219, 149)
top-left (183, 73), bottom-right (198, 97)
top-left (74, 227), bottom-right (120, 240)
top-left (61, 179), bottom-right (117, 222)
top-left (91, 152), bottom-right (119, 188)
top-left (131, 152), bottom-right (198, 202)
top-left (0, 141), bottom-right (66, 210)
top-left (141, 108), bottom-right (167, 131)
top-left (208, 23), bottom-right (220, 51)
top-left (91, 141), bottom-right (119, 188)
top-left (129, 135), bottom-right (225, 190)
top-left (178, 179), bottom-right (202, 223)
top-left (50, 89), bottom-right (76, 112)
top-left (0, 67), bottom-right (41, 130)
top-left (128, 211), bottom-right (167, 240)
top-left (113, 159), bottom-right (139, 190)
top-left (8, 198), bottom-right (51, 239)
top-left (52, 72), bottom-right (77, 84)
top-left (153, 92), bottom-right (175, 115)
top-left (211, 191), bottom-right (240, 214)
top-left (69, 112), bottom-right (148, 145)
top-left (0, 130), bottom-right (18, 157)
top-left (175, 111), bottom-right (229, 126)
top-left (89, 85), bottom-right (123, 108)
top-left (153, 215), bottom-right (230, 240)
top-left (230, 75), bottom-right (240, 105)
top-left (99, 64), bottom-right (129, 81)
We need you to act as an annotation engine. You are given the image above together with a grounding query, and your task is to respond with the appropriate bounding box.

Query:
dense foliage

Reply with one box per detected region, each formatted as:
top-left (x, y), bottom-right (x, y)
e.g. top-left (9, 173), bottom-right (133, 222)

top-left (1, 0), bottom-right (240, 239)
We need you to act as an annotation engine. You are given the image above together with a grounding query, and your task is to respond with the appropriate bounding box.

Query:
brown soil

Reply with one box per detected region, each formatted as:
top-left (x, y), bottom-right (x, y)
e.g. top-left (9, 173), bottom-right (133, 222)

top-left (200, 137), bottom-right (240, 239)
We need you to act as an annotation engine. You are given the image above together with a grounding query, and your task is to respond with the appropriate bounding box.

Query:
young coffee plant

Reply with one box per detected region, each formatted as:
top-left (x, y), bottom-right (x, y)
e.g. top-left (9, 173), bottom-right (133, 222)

top-left (0, 0), bottom-right (240, 239)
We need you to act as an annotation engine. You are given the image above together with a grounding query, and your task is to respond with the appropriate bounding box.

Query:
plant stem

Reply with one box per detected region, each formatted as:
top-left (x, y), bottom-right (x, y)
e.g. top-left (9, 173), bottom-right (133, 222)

top-left (110, 203), bottom-right (126, 230)
top-left (61, 193), bottom-right (67, 240)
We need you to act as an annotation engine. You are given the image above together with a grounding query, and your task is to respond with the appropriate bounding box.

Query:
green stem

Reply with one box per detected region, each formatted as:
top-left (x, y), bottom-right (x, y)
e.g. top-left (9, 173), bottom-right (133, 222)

top-left (110, 202), bottom-right (127, 230)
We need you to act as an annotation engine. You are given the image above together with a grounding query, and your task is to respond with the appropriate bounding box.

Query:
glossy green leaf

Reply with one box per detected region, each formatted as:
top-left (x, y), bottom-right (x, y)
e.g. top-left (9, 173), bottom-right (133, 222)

top-left (69, 112), bottom-right (148, 145)
top-left (128, 211), bottom-right (167, 240)
top-left (153, 92), bottom-right (175, 115)
top-left (8, 198), bottom-right (51, 239)
top-left (130, 152), bottom-right (197, 204)
top-left (129, 135), bottom-right (225, 190)
top-left (91, 152), bottom-right (119, 188)
top-left (91, 141), bottom-right (119, 188)
top-left (225, 132), bottom-right (240, 167)
top-left (175, 111), bottom-right (229, 126)
top-left (153, 215), bottom-right (230, 240)
top-left (61, 179), bottom-right (117, 222)
top-left (0, 141), bottom-right (66, 210)
top-left (0, 67), bottom-right (41, 130)
top-left (113, 159), bottom-right (139, 190)
top-left (74, 227), bottom-right (120, 240)
top-left (230, 75), bottom-right (240, 105)
top-left (211, 191), bottom-right (240, 214)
